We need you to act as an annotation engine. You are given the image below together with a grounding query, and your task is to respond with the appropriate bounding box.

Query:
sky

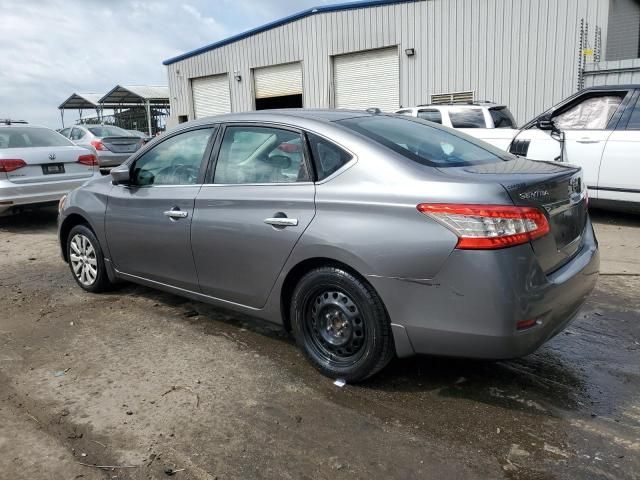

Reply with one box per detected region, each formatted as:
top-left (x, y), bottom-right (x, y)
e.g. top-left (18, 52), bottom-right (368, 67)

top-left (0, 0), bottom-right (336, 128)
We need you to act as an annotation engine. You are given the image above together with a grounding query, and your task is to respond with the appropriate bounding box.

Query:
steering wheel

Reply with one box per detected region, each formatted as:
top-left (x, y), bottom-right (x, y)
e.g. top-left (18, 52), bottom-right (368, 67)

top-left (157, 161), bottom-right (197, 184)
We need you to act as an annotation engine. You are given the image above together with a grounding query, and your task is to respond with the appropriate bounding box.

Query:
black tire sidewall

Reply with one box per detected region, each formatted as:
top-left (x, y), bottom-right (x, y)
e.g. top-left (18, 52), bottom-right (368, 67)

top-left (67, 224), bottom-right (110, 293)
top-left (291, 267), bottom-right (392, 382)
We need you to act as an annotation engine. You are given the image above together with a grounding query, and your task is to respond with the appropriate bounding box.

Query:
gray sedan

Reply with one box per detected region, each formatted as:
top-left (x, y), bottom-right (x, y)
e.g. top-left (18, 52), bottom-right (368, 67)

top-left (60, 124), bottom-right (143, 168)
top-left (57, 110), bottom-right (599, 381)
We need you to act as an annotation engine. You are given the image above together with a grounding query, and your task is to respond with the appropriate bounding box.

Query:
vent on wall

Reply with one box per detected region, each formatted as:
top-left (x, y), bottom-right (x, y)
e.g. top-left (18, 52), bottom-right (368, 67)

top-left (430, 90), bottom-right (475, 104)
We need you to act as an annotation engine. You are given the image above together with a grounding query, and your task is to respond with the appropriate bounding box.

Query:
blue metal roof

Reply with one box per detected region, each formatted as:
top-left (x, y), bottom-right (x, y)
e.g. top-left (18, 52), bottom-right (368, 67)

top-left (163, 0), bottom-right (417, 66)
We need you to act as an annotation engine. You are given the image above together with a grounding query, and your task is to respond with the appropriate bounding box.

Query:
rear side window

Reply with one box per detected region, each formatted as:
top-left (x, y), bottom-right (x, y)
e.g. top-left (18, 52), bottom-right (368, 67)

top-left (417, 109), bottom-right (442, 124)
top-left (306, 133), bottom-right (352, 180)
top-left (0, 127), bottom-right (73, 149)
top-left (448, 109), bottom-right (486, 128)
top-left (338, 115), bottom-right (508, 168)
top-left (489, 107), bottom-right (517, 128)
top-left (70, 127), bottom-right (85, 140)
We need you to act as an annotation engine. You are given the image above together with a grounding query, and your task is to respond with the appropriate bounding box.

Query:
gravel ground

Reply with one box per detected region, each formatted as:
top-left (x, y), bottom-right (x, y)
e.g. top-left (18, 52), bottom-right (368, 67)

top-left (0, 206), bottom-right (638, 480)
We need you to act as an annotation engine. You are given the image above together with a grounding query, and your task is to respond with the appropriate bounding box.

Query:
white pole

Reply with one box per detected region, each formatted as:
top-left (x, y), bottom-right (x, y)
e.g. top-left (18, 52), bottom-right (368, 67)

top-left (146, 100), bottom-right (152, 136)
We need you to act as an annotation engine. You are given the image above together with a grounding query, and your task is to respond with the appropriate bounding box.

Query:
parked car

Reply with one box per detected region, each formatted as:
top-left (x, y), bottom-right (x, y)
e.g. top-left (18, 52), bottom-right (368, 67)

top-left (396, 102), bottom-right (519, 149)
top-left (0, 121), bottom-right (100, 215)
top-left (507, 84), bottom-right (640, 211)
top-left (58, 110), bottom-right (599, 381)
top-left (59, 124), bottom-right (143, 168)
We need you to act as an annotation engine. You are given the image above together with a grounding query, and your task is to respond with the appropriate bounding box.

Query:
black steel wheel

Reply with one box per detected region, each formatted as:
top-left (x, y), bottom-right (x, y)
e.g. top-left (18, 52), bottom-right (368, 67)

top-left (291, 266), bottom-right (394, 382)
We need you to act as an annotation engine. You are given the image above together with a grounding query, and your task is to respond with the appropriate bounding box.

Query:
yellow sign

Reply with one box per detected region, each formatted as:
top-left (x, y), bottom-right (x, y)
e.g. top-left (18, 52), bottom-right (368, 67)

top-left (583, 48), bottom-right (594, 56)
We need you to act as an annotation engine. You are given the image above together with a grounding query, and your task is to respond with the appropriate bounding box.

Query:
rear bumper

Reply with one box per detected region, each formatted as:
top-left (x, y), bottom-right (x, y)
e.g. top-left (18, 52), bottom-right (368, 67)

top-left (0, 174), bottom-right (100, 213)
top-left (369, 219), bottom-right (600, 359)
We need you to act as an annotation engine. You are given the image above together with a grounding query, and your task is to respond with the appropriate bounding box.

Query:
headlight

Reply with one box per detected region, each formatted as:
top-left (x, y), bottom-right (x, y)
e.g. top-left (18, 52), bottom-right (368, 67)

top-left (58, 195), bottom-right (67, 213)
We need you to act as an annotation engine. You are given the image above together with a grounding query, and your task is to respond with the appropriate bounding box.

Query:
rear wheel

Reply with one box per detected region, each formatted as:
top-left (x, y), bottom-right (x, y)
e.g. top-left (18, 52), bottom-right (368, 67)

top-left (290, 266), bottom-right (394, 382)
top-left (67, 224), bottom-right (111, 293)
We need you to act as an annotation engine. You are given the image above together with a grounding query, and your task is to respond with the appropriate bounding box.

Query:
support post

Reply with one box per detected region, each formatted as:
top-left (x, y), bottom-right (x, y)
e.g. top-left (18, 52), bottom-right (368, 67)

top-left (146, 100), bottom-right (152, 136)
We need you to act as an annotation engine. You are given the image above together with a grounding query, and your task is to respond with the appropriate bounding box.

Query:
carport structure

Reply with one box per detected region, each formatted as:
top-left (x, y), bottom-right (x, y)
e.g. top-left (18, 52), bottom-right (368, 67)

top-left (99, 85), bottom-right (170, 136)
top-left (58, 93), bottom-right (105, 128)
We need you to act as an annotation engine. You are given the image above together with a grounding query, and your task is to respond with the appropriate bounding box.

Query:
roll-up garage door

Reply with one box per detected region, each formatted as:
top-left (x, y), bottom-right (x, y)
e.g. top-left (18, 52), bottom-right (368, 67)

top-left (333, 47), bottom-right (399, 112)
top-left (192, 74), bottom-right (231, 118)
top-left (254, 62), bottom-right (303, 99)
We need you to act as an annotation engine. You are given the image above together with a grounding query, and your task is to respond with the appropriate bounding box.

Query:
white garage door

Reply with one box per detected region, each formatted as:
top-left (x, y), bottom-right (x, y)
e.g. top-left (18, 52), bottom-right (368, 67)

top-left (192, 74), bottom-right (231, 118)
top-left (333, 47), bottom-right (399, 112)
top-left (254, 62), bottom-right (303, 99)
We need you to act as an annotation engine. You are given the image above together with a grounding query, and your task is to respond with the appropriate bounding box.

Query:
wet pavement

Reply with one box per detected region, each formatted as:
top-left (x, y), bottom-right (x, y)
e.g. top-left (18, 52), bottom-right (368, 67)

top-left (0, 207), bottom-right (638, 479)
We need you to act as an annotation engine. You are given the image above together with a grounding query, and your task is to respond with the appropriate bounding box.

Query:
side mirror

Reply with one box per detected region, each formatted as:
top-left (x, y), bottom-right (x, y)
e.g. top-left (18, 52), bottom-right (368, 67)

top-left (536, 112), bottom-right (556, 131)
top-left (110, 164), bottom-right (131, 185)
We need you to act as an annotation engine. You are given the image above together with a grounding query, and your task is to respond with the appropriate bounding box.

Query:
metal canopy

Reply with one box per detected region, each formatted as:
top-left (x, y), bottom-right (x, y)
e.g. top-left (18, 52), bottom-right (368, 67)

top-left (98, 85), bottom-right (169, 106)
top-left (58, 93), bottom-right (105, 110)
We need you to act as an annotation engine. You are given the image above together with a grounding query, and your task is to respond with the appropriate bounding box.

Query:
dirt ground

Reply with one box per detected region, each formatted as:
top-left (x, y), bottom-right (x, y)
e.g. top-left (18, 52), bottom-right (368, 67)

top-left (0, 207), bottom-right (639, 480)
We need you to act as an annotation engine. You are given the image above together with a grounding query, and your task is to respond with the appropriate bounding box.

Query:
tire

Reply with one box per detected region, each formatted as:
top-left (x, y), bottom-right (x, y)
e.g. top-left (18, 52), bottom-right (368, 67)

top-left (290, 266), bottom-right (395, 382)
top-left (66, 224), bottom-right (112, 293)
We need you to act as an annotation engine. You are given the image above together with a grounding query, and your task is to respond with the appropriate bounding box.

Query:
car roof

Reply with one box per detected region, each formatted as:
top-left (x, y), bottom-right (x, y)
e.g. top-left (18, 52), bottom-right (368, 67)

top-left (185, 109), bottom-right (373, 127)
top-left (407, 103), bottom-right (506, 110)
top-left (0, 123), bottom-right (51, 129)
top-left (584, 84), bottom-right (640, 91)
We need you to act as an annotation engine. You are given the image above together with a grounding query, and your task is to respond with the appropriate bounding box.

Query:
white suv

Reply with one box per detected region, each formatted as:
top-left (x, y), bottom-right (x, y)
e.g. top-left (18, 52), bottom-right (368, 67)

top-left (509, 85), bottom-right (640, 211)
top-left (396, 103), bottom-right (519, 150)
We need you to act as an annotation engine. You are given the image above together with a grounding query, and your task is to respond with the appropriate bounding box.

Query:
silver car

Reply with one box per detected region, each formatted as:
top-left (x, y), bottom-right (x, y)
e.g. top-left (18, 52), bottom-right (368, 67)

top-left (0, 122), bottom-right (101, 215)
top-left (58, 110), bottom-right (599, 381)
top-left (60, 124), bottom-right (143, 168)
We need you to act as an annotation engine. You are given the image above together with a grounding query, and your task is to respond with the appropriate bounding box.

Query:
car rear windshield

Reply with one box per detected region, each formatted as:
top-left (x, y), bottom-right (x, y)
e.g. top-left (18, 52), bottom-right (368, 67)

top-left (0, 127), bottom-right (73, 149)
top-left (338, 115), bottom-right (509, 167)
top-left (490, 107), bottom-right (517, 128)
top-left (88, 126), bottom-right (131, 137)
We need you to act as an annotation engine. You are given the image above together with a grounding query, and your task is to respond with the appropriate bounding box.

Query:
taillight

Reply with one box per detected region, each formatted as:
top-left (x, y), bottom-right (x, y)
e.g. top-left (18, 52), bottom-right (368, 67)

top-left (77, 154), bottom-right (98, 166)
top-left (417, 204), bottom-right (550, 250)
top-left (0, 159), bottom-right (27, 172)
top-left (91, 140), bottom-right (107, 151)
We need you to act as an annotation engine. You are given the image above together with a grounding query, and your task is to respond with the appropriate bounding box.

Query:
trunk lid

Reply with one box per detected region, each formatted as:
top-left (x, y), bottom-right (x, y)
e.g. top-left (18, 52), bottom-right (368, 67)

top-left (439, 157), bottom-right (588, 273)
top-left (1, 146), bottom-right (95, 184)
top-left (100, 136), bottom-right (142, 154)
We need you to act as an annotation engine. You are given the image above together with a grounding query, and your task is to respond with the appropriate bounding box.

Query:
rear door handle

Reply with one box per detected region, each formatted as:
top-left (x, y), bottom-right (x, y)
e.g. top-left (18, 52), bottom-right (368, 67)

top-left (264, 217), bottom-right (298, 227)
top-left (164, 208), bottom-right (189, 219)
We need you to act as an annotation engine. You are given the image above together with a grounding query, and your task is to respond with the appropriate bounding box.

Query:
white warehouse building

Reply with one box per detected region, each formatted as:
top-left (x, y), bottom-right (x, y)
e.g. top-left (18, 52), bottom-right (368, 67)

top-left (164, 0), bottom-right (640, 127)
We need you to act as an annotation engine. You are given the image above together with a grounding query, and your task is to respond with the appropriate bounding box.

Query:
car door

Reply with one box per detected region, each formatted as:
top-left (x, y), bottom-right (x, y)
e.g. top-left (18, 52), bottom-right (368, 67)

top-left (597, 91), bottom-right (640, 204)
top-left (105, 126), bottom-right (217, 290)
top-left (191, 124), bottom-right (316, 308)
top-left (522, 90), bottom-right (631, 198)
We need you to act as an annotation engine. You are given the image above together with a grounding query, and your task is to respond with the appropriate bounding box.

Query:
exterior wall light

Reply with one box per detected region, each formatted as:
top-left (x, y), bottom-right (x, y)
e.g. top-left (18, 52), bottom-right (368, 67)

top-left (234, 72), bottom-right (242, 81)
top-left (405, 48), bottom-right (415, 56)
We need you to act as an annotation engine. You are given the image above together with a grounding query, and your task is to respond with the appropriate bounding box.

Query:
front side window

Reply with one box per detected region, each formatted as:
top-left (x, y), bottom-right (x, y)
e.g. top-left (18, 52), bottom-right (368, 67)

top-left (0, 127), bottom-right (74, 149)
top-left (417, 109), bottom-right (443, 124)
top-left (552, 94), bottom-right (623, 130)
top-left (448, 108), bottom-right (486, 128)
top-left (338, 115), bottom-right (509, 167)
top-left (489, 107), bottom-right (517, 128)
top-left (132, 128), bottom-right (214, 186)
top-left (214, 126), bottom-right (309, 184)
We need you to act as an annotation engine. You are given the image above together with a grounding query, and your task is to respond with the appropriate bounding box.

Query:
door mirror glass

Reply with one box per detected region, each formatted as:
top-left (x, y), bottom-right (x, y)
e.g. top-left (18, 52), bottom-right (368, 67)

top-left (110, 164), bottom-right (131, 185)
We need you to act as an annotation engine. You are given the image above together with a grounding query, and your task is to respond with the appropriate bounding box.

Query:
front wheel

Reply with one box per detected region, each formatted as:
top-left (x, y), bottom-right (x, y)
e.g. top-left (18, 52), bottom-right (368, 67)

top-left (290, 266), bottom-right (394, 382)
top-left (67, 224), bottom-right (112, 293)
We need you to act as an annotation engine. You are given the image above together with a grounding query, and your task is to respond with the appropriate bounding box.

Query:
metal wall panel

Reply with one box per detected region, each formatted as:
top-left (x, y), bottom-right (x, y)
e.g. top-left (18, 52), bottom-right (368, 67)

top-left (584, 59), bottom-right (640, 86)
top-left (167, 0), bottom-right (611, 125)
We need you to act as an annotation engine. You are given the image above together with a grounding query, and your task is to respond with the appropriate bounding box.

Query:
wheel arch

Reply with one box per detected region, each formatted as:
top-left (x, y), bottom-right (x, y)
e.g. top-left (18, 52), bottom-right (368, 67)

top-left (279, 256), bottom-right (377, 332)
top-left (59, 213), bottom-right (94, 262)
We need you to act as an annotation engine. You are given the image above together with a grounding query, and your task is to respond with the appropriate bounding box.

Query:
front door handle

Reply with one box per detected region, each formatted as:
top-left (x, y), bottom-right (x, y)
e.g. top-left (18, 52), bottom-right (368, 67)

top-left (576, 138), bottom-right (601, 144)
top-left (264, 217), bottom-right (298, 227)
top-left (164, 208), bottom-right (189, 219)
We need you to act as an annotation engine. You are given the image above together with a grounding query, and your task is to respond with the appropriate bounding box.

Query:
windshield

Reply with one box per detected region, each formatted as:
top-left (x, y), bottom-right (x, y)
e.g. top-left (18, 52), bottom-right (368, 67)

top-left (0, 127), bottom-right (73, 148)
top-left (88, 125), bottom-right (131, 137)
top-left (338, 115), bottom-right (510, 167)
